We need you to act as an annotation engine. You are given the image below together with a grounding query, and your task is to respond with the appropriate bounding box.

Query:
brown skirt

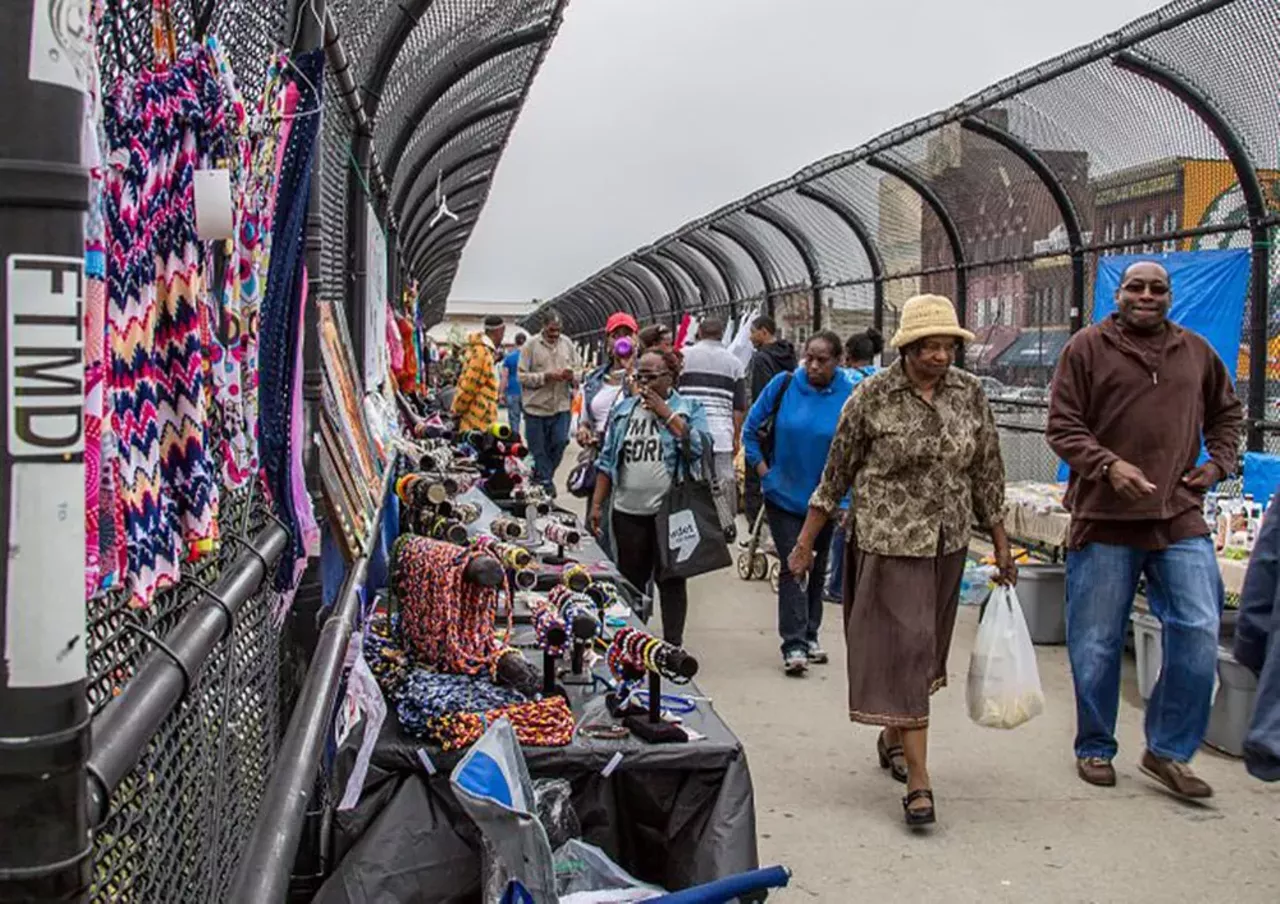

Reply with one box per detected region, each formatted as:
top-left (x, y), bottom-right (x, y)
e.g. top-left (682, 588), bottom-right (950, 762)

top-left (841, 543), bottom-right (967, 729)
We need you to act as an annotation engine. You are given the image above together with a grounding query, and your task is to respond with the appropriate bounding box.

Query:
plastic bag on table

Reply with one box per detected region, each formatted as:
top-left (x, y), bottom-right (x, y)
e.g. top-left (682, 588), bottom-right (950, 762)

top-left (966, 585), bottom-right (1046, 729)
top-left (533, 777), bottom-right (581, 852)
top-left (555, 839), bottom-right (666, 902)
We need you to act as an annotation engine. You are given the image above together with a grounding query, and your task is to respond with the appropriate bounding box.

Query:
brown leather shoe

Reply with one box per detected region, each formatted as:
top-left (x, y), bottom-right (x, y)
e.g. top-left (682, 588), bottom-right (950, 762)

top-left (1139, 751), bottom-right (1213, 799)
top-left (1077, 756), bottom-right (1116, 787)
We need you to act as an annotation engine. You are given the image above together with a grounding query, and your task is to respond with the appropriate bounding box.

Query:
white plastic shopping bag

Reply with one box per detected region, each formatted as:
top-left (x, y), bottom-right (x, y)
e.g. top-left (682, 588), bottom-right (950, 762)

top-left (966, 585), bottom-right (1046, 729)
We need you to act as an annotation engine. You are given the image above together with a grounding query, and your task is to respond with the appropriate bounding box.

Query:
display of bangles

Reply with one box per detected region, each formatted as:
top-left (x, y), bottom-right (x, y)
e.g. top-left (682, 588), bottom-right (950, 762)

top-left (608, 627), bottom-right (699, 684)
top-left (542, 520), bottom-right (581, 548)
top-left (561, 562), bottom-right (592, 592)
top-left (489, 515), bottom-right (524, 540)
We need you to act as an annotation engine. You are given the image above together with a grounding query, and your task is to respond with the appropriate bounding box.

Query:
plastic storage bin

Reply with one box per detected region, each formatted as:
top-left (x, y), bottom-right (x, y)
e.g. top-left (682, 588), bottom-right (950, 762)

top-left (1131, 610), bottom-right (1163, 701)
top-left (1015, 564), bottom-right (1067, 645)
top-left (1204, 650), bottom-right (1259, 757)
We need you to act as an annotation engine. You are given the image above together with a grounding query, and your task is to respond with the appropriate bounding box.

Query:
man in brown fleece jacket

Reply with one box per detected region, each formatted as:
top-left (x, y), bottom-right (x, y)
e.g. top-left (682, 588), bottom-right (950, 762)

top-left (1047, 260), bottom-right (1243, 800)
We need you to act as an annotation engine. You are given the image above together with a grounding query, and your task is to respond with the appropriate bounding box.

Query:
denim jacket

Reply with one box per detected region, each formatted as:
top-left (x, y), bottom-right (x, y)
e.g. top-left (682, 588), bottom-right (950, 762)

top-left (594, 391), bottom-right (711, 557)
top-left (580, 363), bottom-right (633, 438)
top-left (1235, 496), bottom-right (1280, 781)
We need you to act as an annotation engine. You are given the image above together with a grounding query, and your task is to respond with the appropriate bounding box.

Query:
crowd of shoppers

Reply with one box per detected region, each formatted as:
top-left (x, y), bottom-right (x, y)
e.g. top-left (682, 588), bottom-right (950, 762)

top-left (456, 256), bottom-right (1267, 828)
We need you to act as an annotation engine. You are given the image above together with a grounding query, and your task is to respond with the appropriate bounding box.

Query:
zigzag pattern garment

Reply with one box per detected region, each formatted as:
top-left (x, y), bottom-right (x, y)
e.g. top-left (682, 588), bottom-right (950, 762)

top-left (104, 46), bottom-right (229, 607)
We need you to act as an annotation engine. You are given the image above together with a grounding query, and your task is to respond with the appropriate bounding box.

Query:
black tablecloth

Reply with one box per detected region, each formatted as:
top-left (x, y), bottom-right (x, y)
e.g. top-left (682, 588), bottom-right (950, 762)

top-left (314, 647), bottom-right (758, 903)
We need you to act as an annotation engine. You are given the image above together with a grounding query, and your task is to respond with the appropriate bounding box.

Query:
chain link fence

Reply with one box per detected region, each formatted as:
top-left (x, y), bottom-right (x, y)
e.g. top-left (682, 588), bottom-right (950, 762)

top-left (77, 1), bottom-right (564, 899)
top-left (538, 0), bottom-right (1280, 480)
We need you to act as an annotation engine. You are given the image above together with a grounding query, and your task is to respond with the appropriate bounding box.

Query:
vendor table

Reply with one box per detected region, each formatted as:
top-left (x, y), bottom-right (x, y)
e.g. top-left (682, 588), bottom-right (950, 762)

top-left (313, 498), bottom-right (756, 902)
top-left (1003, 481), bottom-right (1248, 595)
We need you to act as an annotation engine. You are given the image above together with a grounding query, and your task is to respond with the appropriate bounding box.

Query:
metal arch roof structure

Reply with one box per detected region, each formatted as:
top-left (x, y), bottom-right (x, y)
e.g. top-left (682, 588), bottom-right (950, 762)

top-left (526, 0), bottom-right (1280, 391)
top-left (323, 0), bottom-right (569, 338)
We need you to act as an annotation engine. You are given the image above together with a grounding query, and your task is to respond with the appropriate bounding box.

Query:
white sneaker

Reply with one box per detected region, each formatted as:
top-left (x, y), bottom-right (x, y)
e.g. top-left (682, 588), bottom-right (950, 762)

top-left (783, 651), bottom-right (808, 676)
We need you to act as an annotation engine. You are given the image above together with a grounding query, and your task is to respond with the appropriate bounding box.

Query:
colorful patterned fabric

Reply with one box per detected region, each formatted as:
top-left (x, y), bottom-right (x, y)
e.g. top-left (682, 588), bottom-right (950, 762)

top-left (103, 44), bottom-right (229, 606)
top-left (452, 332), bottom-right (499, 432)
top-left (84, 10), bottom-right (109, 596)
top-left (206, 38), bottom-right (276, 490)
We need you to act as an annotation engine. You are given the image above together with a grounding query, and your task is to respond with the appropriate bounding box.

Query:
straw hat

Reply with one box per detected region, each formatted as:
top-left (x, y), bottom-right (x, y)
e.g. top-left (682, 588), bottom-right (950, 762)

top-left (889, 294), bottom-right (975, 349)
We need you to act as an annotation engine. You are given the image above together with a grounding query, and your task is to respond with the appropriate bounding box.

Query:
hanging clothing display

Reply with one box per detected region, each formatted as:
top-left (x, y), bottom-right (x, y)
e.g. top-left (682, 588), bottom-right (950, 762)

top-left (258, 47), bottom-right (325, 592)
top-left (103, 43), bottom-right (231, 607)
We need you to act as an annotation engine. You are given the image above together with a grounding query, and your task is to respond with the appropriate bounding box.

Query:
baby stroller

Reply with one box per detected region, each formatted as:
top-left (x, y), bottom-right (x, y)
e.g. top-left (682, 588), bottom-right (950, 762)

top-left (735, 507), bottom-right (780, 589)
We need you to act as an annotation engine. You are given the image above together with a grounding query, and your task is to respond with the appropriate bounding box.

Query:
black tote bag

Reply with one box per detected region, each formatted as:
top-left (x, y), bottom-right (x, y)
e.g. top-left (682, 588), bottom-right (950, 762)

top-left (655, 432), bottom-right (733, 582)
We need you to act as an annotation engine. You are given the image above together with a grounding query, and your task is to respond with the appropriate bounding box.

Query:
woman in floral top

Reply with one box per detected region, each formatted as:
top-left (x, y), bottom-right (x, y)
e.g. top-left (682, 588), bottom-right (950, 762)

top-left (788, 294), bottom-right (1017, 828)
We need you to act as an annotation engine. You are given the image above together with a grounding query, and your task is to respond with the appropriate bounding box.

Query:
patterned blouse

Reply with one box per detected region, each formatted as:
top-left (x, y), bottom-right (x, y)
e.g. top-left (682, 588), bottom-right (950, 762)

top-left (809, 361), bottom-right (1006, 558)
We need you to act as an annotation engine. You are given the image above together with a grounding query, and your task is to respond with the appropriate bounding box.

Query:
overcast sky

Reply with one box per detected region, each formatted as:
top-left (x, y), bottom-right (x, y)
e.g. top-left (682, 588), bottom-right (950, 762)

top-left (449, 0), bottom-right (1165, 305)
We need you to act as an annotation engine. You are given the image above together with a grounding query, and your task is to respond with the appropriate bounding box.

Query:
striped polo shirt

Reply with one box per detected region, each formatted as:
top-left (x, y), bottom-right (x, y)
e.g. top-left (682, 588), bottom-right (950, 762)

top-left (678, 339), bottom-right (748, 453)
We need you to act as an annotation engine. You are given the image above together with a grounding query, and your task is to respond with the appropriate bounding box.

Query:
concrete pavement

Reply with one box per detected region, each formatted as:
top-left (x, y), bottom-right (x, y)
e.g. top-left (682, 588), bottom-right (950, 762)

top-left (551, 454), bottom-right (1277, 902)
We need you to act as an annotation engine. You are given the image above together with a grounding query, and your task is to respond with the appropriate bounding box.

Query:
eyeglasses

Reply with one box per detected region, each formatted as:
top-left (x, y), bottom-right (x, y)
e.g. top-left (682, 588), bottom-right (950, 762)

top-left (1121, 279), bottom-right (1170, 295)
top-left (634, 370), bottom-right (668, 383)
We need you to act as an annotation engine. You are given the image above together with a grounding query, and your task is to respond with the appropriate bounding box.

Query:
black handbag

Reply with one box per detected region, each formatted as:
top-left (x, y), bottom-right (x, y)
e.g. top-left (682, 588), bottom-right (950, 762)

top-left (655, 433), bottom-right (733, 582)
top-left (756, 373), bottom-right (793, 467)
top-left (565, 449), bottom-right (598, 498)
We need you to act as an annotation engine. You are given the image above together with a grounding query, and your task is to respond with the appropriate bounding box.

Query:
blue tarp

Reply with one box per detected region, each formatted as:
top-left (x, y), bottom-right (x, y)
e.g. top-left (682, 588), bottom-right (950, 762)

top-left (1055, 249), bottom-right (1251, 482)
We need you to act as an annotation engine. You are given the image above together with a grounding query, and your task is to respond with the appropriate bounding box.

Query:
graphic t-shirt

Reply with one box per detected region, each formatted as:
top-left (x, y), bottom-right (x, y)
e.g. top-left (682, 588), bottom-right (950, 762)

top-left (612, 406), bottom-right (671, 516)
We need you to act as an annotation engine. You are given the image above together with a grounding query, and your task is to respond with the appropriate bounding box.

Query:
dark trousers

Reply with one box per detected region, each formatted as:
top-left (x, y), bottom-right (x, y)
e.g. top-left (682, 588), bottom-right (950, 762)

top-left (744, 469), bottom-right (763, 531)
top-left (525, 411), bottom-right (571, 490)
top-left (767, 502), bottom-right (833, 657)
top-left (612, 509), bottom-right (690, 646)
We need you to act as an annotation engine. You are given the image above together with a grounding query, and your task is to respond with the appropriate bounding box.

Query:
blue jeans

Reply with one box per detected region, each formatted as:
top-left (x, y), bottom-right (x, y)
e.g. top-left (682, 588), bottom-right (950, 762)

top-left (505, 393), bottom-right (523, 438)
top-left (1066, 535), bottom-right (1223, 762)
top-left (825, 526), bottom-right (845, 600)
top-left (525, 411), bottom-right (571, 490)
top-left (767, 502), bottom-right (833, 657)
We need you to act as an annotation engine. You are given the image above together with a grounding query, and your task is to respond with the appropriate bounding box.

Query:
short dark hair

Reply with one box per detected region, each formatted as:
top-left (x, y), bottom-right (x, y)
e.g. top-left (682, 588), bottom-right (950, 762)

top-left (640, 347), bottom-right (682, 377)
top-left (698, 317), bottom-right (726, 340)
top-left (638, 324), bottom-right (670, 350)
top-left (483, 315), bottom-right (504, 329)
top-left (845, 327), bottom-right (884, 363)
top-left (514, 333), bottom-right (527, 346)
top-left (808, 330), bottom-right (843, 359)
top-left (751, 315), bottom-right (777, 335)
top-left (1120, 259), bottom-right (1170, 283)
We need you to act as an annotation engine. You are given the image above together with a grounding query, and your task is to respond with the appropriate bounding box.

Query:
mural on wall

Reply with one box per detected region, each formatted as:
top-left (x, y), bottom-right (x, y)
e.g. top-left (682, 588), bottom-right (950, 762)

top-left (1182, 162), bottom-right (1280, 382)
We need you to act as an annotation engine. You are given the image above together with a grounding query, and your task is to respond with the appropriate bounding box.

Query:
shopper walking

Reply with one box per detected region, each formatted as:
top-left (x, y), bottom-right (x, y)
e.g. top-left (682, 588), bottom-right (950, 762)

top-left (743, 331), bottom-right (856, 675)
top-left (578, 312), bottom-right (639, 448)
top-left (788, 294), bottom-right (1016, 827)
top-left (744, 316), bottom-right (798, 531)
top-left (678, 318), bottom-right (748, 542)
top-left (589, 349), bottom-right (711, 646)
top-left (501, 333), bottom-right (527, 437)
top-left (825, 327), bottom-right (884, 603)
top-left (1047, 260), bottom-right (1242, 798)
top-left (452, 315), bottom-right (505, 432)
top-left (519, 312), bottom-right (581, 495)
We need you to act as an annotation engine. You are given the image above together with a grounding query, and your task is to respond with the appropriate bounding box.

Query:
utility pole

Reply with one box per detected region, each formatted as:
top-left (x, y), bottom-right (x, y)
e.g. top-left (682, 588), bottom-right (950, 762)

top-left (0, 2), bottom-right (91, 901)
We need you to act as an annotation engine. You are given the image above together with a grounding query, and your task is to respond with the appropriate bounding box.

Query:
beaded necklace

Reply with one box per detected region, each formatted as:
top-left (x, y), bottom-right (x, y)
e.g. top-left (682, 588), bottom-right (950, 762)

top-left (392, 535), bottom-right (511, 675)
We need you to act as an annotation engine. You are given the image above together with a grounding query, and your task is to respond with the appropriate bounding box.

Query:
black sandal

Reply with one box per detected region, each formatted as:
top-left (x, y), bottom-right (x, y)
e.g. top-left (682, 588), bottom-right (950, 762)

top-left (902, 788), bottom-right (936, 827)
top-left (877, 731), bottom-right (907, 783)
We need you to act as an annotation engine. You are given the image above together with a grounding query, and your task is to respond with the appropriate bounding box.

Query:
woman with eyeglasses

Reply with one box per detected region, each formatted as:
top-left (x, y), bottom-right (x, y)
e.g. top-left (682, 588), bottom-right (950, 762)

top-left (787, 295), bottom-right (1016, 828)
top-left (590, 349), bottom-right (711, 646)
top-left (743, 331), bottom-right (858, 676)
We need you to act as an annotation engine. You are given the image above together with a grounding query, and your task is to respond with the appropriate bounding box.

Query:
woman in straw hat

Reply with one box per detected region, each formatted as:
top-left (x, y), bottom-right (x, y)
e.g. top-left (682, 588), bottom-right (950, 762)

top-left (787, 294), bottom-right (1017, 827)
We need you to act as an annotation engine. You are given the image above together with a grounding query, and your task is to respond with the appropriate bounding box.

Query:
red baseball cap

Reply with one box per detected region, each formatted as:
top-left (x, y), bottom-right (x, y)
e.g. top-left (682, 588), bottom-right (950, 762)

top-left (605, 312), bottom-right (639, 335)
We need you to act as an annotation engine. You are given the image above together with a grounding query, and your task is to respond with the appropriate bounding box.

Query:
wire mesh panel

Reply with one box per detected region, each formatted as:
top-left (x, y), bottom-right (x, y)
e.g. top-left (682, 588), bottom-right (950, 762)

top-left (541, 0), bottom-right (1280, 451)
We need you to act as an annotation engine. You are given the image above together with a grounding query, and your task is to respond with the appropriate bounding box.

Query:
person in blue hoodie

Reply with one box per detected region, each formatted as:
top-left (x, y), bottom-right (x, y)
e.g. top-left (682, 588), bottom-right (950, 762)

top-left (1235, 495), bottom-right (1280, 781)
top-left (824, 327), bottom-right (885, 603)
top-left (743, 331), bottom-right (856, 675)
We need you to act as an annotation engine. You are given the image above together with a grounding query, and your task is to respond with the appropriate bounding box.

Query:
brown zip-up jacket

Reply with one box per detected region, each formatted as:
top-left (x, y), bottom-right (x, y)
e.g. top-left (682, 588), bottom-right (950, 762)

top-left (1047, 314), bottom-right (1243, 522)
